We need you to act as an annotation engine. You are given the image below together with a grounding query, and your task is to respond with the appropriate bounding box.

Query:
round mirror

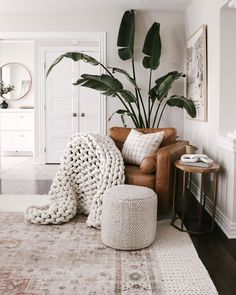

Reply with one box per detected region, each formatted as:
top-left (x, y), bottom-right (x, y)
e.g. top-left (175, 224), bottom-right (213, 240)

top-left (0, 63), bottom-right (31, 100)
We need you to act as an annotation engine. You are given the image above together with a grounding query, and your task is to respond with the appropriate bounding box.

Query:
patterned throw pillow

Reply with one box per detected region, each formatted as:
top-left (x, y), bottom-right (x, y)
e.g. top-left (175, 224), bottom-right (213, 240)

top-left (122, 129), bottom-right (164, 165)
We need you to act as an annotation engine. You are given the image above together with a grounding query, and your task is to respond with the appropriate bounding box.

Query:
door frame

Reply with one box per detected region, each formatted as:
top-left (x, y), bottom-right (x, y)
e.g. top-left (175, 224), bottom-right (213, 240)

top-left (0, 31), bottom-right (106, 165)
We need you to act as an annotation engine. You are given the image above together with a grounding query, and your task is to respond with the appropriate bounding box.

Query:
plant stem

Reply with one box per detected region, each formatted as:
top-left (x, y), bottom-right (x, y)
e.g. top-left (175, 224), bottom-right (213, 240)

top-left (148, 70), bottom-right (152, 92)
top-left (156, 101), bottom-right (167, 128)
top-left (131, 58), bottom-right (144, 128)
top-left (149, 100), bottom-right (155, 117)
top-left (100, 64), bottom-right (115, 78)
top-left (131, 58), bottom-right (137, 81)
top-left (152, 100), bottom-right (162, 128)
top-left (100, 63), bottom-right (139, 127)
top-left (128, 100), bottom-right (140, 126)
top-left (148, 70), bottom-right (152, 124)
top-left (137, 89), bottom-right (148, 127)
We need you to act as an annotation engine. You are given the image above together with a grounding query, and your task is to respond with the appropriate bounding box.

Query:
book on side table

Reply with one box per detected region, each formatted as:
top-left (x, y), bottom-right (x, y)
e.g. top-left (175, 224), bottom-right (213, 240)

top-left (180, 154), bottom-right (213, 168)
top-left (179, 161), bottom-right (212, 168)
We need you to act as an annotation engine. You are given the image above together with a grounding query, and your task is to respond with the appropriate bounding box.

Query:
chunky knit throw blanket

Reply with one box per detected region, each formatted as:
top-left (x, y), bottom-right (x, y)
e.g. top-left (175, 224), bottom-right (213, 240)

top-left (25, 133), bottom-right (125, 228)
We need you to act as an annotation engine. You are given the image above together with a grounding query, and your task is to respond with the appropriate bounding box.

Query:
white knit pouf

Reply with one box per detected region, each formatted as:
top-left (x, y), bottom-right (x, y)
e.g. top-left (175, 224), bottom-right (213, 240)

top-left (101, 184), bottom-right (157, 250)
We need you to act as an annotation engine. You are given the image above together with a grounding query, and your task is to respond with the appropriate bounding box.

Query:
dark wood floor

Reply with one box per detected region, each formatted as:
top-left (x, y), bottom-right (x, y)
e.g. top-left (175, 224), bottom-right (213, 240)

top-left (0, 178), bottom-right (235, 295)
top-left (176, 195), bottom-right (236, 295)
top-left (190, 227), bottom-right (236, 295)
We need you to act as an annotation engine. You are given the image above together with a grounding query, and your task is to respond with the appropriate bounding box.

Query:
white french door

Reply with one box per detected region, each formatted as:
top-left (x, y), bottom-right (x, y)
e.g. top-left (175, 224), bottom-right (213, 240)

top-left (45, 48), bottom-right (101, 163)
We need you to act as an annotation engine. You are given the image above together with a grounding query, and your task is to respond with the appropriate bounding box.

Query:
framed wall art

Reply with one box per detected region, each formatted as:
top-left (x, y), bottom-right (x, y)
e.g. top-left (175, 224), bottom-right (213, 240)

top-left (186, 25), bottom-right (207, 121)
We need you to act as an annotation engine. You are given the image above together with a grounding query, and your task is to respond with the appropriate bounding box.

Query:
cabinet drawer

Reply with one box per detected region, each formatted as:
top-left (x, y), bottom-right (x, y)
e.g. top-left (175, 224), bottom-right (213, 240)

top-left (0, 113), bottom-right (33, 131)
top-left (1, 131), bottom-right (34, 152)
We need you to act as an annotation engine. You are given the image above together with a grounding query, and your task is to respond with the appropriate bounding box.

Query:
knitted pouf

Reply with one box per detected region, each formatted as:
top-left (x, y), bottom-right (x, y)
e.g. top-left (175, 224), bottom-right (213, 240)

top-left (101, 184), bottom-right (157, 250)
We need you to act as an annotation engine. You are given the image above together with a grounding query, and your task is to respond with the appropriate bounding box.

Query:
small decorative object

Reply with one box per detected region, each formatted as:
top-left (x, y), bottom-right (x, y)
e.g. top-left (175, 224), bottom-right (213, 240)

top-left (0, 81), bottom-right (15, 108)
top-left (185, 144), bottom-right (198, 154)
top-left (0, 99), bottom-right (8, 109)
top-left (180, 154), bottom-right (213, 168)
top-left (187, 25), bottom-right (207, 121)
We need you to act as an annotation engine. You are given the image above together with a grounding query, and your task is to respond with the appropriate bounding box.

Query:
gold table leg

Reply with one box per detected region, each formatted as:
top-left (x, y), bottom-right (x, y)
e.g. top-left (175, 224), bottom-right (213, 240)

top-left (172, 167), bottom-right (177, 221)
top-left (181, 171), bottom-right (187, 231)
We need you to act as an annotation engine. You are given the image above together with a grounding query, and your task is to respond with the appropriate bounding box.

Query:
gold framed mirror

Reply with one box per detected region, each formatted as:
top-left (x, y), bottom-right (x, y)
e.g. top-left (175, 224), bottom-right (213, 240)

top-left (0, 63), bottom-right (32, 100)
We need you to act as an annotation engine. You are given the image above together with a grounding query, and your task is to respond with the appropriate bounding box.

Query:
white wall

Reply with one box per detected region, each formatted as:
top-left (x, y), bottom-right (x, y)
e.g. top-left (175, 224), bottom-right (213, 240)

top-left (184, 0), bottom-right (225, 155)
top-left (0, 41), bottom-right (34, 108)
top-left (0, 10), bottom-right (186, 136)
top-left (185, 0), bottom-right (236, 238)
top-left (220, 8), bottom-right (236, 134)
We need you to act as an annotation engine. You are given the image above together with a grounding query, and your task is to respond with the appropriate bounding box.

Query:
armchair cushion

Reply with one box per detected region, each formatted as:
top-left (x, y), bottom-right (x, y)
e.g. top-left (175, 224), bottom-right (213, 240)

top-left (122, 129), bottom-right (164, 165)
top-left (109, 127), bottom-right (177, 150)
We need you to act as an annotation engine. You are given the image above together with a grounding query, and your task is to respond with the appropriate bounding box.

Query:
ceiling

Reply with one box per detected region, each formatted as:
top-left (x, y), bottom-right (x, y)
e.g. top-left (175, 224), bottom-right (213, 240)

top-left (0, 0), bottom-right (193, 12)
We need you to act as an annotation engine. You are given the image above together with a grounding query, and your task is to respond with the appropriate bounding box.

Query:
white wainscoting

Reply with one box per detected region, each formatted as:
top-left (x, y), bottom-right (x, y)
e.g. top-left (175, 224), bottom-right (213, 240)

top-left (190, 181), bottom-right (236, 239)
top-left (187, 134), bottom-right (236, 239)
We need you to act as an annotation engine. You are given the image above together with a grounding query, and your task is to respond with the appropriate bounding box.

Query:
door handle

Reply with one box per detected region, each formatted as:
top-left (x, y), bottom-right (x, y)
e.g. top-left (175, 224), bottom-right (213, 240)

top-left (81, 113), bottom-right (85, 117)
top-left (72, 113), bottom-right (77, 117)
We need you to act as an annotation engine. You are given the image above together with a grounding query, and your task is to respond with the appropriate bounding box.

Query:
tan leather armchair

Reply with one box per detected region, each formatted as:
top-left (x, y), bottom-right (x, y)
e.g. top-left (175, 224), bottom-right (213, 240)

top-left (109, 127), bottom-right (188, 214)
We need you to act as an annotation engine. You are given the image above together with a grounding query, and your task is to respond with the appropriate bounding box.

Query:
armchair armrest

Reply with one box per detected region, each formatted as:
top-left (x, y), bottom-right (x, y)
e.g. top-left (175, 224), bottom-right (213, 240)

top-left (155, 140), bottom-right (188, 213)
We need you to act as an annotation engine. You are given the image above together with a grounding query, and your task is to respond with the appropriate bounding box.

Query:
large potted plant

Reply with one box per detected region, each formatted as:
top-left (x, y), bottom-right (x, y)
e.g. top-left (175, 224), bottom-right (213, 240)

top-left (47, 10), bottom-right (196, 127)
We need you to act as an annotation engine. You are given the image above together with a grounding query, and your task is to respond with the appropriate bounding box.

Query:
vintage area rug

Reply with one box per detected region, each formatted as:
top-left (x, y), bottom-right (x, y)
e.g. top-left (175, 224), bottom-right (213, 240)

top-left (0, 196), bottom-right (218, 295)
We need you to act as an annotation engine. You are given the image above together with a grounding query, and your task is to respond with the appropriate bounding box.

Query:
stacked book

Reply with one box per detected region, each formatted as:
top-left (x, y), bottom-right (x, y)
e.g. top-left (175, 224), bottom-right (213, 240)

top-left (179, 161), bottom-right (212, 168)
top-left (180, 154), bottom-right (213, 168)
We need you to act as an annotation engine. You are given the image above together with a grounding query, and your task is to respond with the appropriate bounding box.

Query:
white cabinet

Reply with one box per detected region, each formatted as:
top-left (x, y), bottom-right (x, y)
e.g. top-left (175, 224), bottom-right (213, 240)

top-left (0, 109), bottom-right (34, 155)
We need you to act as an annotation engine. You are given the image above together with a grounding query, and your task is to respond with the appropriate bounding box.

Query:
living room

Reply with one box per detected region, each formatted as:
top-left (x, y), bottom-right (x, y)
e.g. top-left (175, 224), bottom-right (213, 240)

top-left (0, 0), bottom-right (236, 294)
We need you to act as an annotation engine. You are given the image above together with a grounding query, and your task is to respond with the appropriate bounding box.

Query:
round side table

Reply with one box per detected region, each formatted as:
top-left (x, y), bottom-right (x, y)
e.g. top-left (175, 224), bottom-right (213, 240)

top-left (171, 160), bottom-right (220, 235)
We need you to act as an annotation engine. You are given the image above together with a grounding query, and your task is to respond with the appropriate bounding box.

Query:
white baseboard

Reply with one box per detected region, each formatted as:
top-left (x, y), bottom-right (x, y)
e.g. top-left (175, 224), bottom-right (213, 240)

top-left (1, 151), bottom-right (33, 156)
top-left (33, 156), bottom-right (43, 164)
top-left (191, 182), bottom-right (236, 239)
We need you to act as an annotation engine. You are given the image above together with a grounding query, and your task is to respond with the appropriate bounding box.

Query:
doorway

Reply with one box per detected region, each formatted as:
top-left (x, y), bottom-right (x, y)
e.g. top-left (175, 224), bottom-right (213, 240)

top-left (43, 47), bottom-right (105, 163)
top-left (42, 46), bottom-right (104, 164)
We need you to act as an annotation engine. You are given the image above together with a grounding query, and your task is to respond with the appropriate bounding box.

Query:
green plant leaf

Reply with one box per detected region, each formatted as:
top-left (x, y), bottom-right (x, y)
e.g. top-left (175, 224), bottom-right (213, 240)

top-left (142, 23), bottom-right (161, 70)
top-left (117, 10), bottom-right (135, 60)
top-left (108, 109), bottom-right (133, 121)
top-left (117, 89), bottom-right (137, 103)
top-left (149, 71), bottom-right (185, 101)
top-left (46, 52), bottom-right (100, 77)
top-left (73, 74), bottom-right (123, 96)
top-left (108, 109), bottom-right (135, 127)
top-left (110, 67), bottom-right (140, 89)
top-left (167, 95), bottom-right (196, 118)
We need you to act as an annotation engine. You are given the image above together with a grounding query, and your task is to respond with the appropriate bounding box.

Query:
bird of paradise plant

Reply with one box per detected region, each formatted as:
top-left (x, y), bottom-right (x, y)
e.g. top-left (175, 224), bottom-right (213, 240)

top-left (47, 10), bottom-right (196, 128)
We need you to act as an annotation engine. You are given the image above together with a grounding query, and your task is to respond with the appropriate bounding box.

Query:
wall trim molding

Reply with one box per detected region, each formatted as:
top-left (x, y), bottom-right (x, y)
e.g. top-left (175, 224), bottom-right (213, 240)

top-left (217, 135), bottom-right (236, 153)
top-left (0, 31), bottom-right (105, 41)
top-left (191, 182), bottom-right (236, 239)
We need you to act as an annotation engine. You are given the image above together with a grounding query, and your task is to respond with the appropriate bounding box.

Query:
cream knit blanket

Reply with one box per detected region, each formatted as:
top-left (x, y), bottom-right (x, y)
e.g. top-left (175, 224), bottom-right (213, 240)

top-left (25, 133), bottom-right (125, 228)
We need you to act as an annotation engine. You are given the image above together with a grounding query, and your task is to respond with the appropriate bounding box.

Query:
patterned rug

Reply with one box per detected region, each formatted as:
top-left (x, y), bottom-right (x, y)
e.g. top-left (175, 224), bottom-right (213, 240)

top-left (0, 211), bottom-right (218, 294)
